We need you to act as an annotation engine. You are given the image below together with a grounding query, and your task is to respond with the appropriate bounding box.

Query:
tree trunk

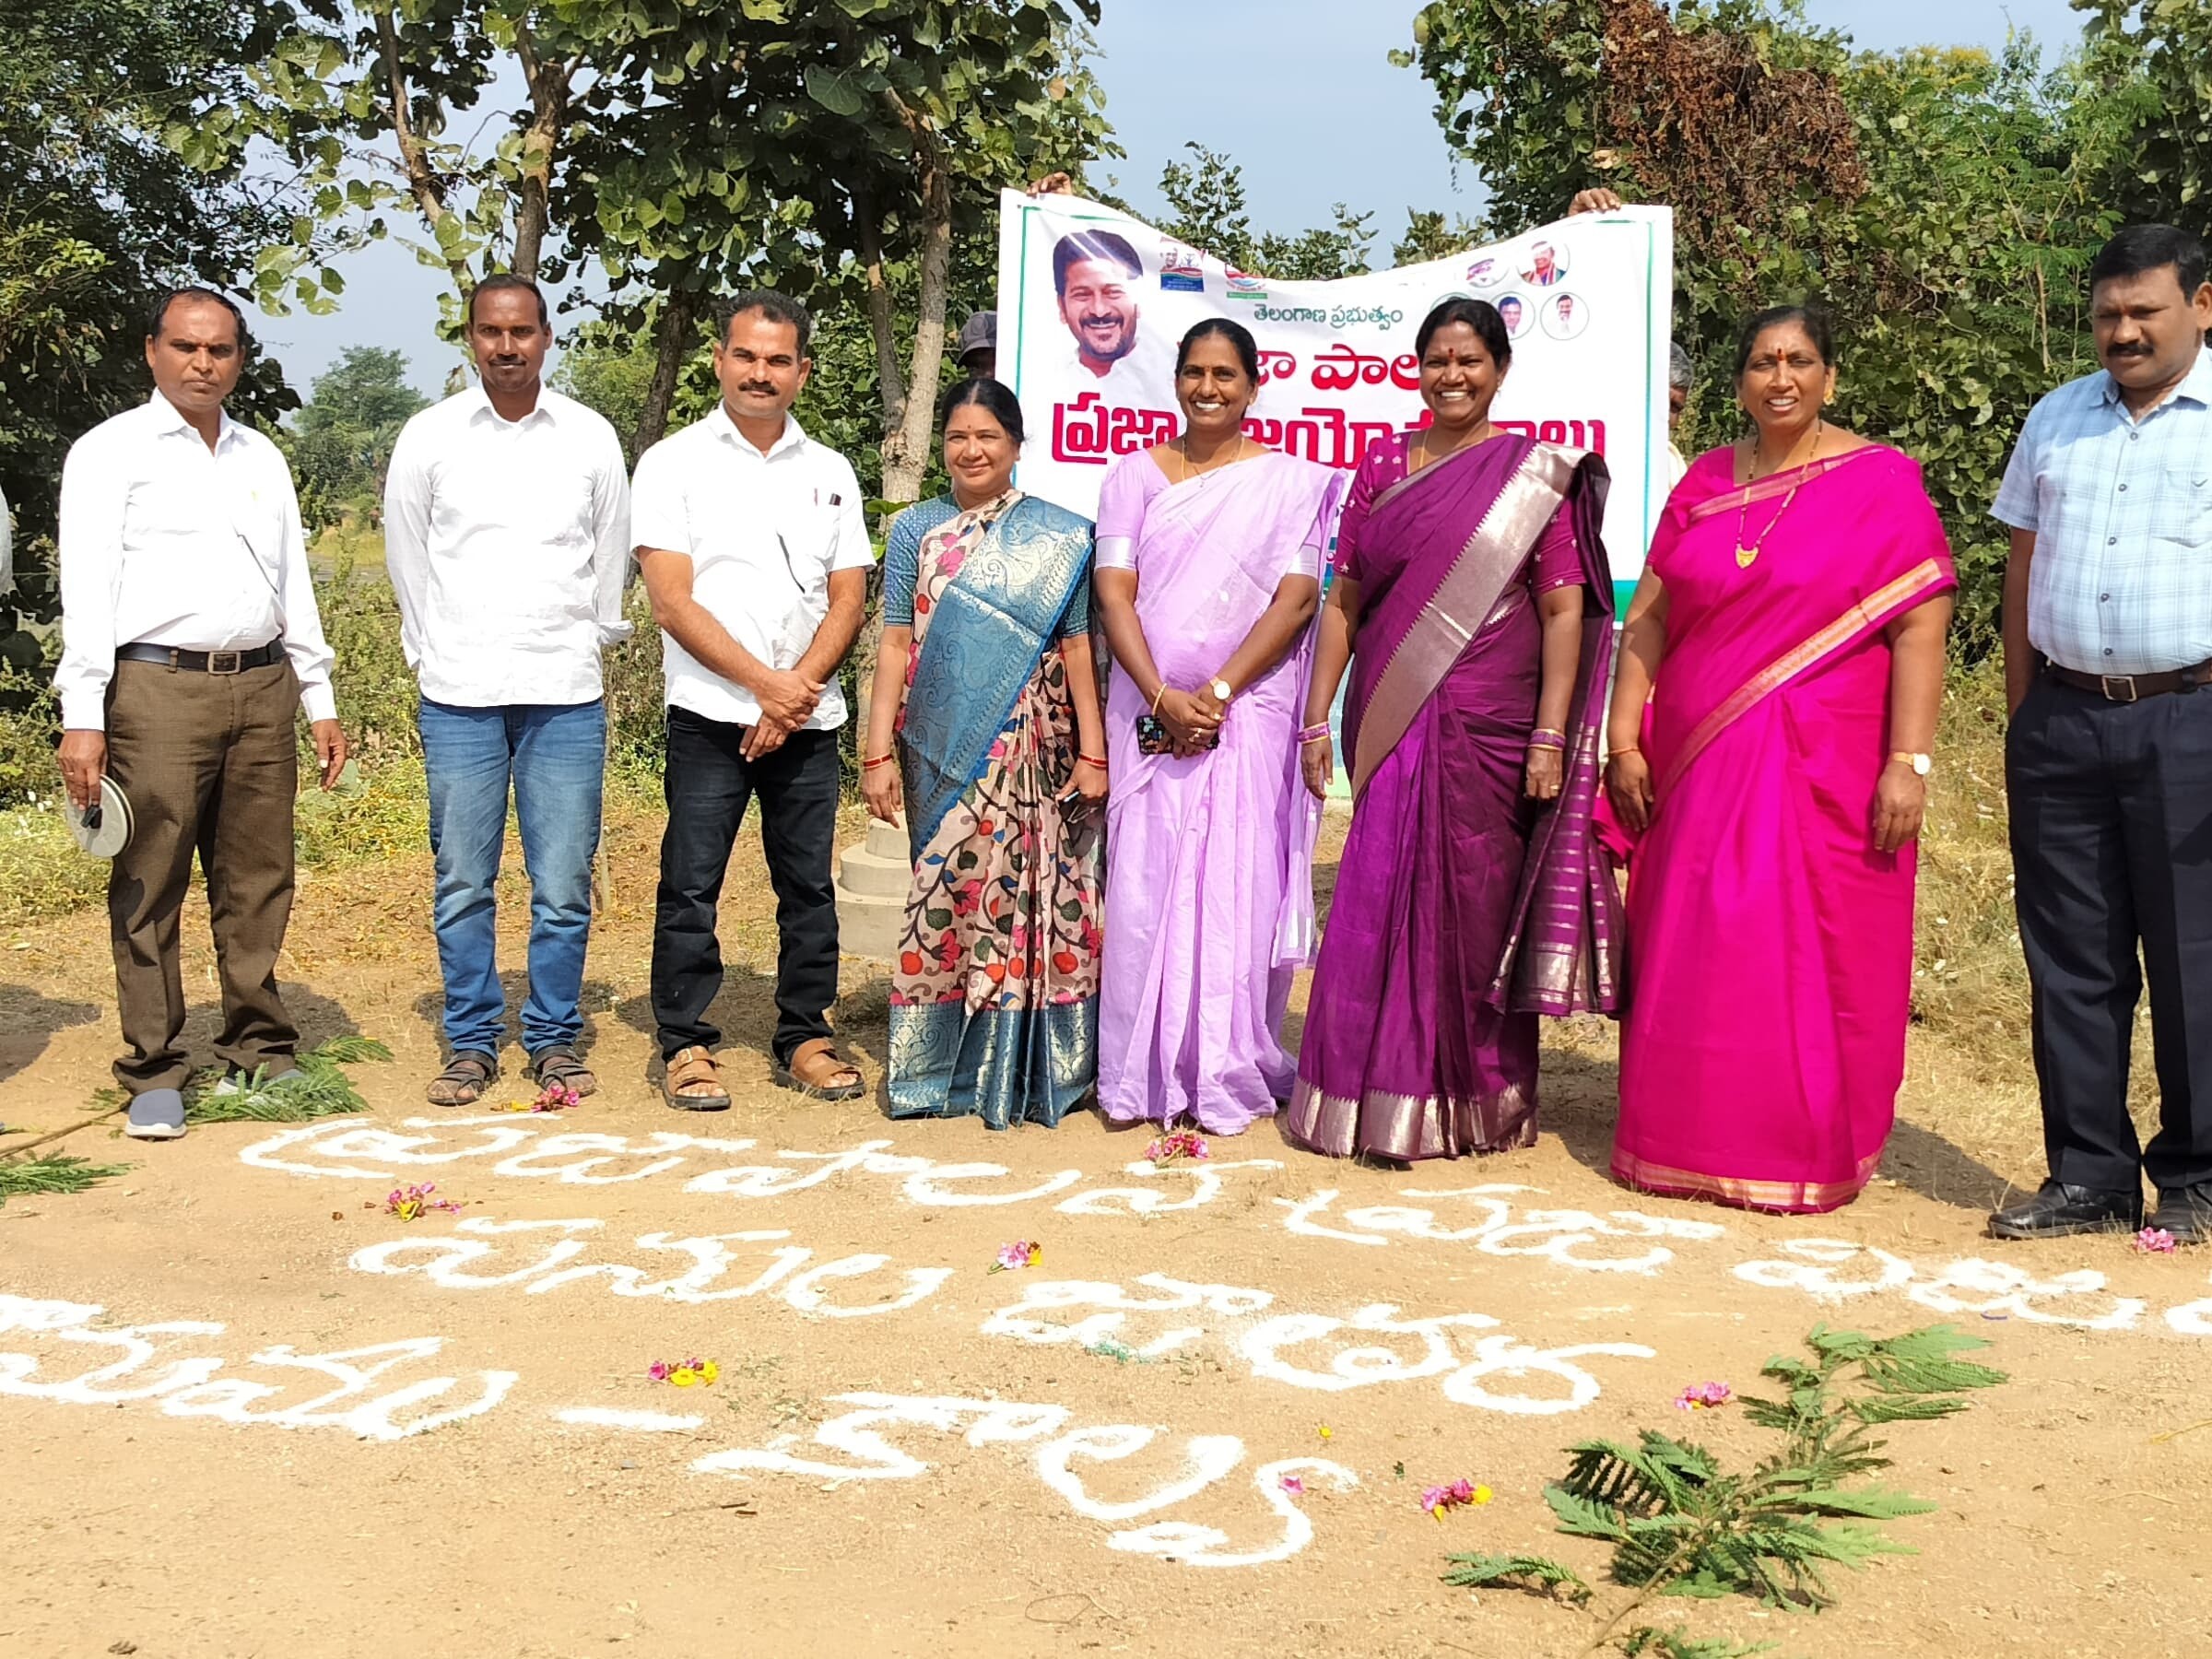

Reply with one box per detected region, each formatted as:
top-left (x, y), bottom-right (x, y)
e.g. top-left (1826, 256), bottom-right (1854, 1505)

top-left (371, 6), bottom-right (475, 301)
top-left (634, 289), bottom-right (701, 456)
top-left (509, 26), bottom-right (571, 283)
top-left (878, 167), bottom-right (954, 505)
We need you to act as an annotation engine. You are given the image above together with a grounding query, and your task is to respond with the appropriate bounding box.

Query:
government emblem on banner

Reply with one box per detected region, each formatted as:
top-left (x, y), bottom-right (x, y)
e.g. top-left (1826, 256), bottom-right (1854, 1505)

top-left (1224, 268), bottom-right (1265, 301)
top-left (1159, 240), bottom-right (1205, 292)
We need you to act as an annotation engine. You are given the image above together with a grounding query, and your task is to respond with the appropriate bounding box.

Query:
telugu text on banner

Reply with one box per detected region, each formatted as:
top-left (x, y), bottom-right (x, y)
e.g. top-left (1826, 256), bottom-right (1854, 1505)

top-left (994, 190), bottom-right (1677, 604)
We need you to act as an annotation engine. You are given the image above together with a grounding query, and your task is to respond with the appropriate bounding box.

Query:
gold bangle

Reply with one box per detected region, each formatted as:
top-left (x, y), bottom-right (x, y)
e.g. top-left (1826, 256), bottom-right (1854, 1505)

top-left (1149, 682), bottom-right (1170, 715)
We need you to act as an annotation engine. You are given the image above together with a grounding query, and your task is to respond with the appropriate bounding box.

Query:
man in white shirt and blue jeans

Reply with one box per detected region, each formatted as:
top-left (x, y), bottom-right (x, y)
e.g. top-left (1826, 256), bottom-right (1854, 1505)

top-left (1990, 224), bottom-right (2212, 1243)
top-left (55, 288), bottom-right (347, 1141)
top-left (383, 274), bottom-right (631, 1105)
top-left (632, 291), bottom-right (870, 1110)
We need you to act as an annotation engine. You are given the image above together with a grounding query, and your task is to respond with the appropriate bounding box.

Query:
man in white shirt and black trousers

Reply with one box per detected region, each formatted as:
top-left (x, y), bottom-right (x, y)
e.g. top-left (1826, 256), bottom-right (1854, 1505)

top-left (632, 290), bottom-right (871, 1111)
top-left (383, 273), bottom-right (631, 1108)
top-left (55, 288), bottom-right (347, 1142)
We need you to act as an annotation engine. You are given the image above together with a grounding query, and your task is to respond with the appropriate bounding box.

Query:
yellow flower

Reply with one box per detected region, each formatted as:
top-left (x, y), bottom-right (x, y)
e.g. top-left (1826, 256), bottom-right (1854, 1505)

top-left (670, 1367), bottom-right (700, 1387)
top-left (700, 1360), bottom-right (721, 1384)
top-left (1472, 1485), bottom-right (1494, 1506)
top-left (1026, 1243), bottom-right (1042, 1267)
top-left (1317, 1424), bottom-right (1334, 1440)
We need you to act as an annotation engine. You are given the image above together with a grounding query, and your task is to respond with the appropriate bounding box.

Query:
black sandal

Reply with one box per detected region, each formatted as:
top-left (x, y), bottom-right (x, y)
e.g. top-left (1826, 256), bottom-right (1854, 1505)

top-left (427, 1051), bottom-right (499, 1107)
top-left (531, 1046), bottom-right (598, 1099)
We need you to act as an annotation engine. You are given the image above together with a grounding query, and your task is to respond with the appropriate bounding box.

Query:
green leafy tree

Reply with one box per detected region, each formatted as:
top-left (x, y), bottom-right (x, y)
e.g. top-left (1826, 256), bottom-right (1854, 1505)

top-left (1396, 0), bottom-right (2129, 653)
top-left (1158, 142), bottom-right (1381, 280)
top-left (0, 0), bottom-right (304, 712)
top-left (286, 347), bottom-right (431, 524)
top-left (2076, 0), bottom-right (2212, 244)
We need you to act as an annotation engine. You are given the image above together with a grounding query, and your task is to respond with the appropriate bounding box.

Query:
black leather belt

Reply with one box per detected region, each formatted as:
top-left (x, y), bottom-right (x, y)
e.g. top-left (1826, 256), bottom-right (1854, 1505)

top-left (116, 641), bottom-right (284, 675)
top-left (2043, 660), bottom-right (2212, 702)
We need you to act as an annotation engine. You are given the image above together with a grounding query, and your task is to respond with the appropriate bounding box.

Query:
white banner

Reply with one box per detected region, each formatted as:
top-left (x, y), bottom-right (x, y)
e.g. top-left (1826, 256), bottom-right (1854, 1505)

top-left (995, 190), bottom-right (1676, 605)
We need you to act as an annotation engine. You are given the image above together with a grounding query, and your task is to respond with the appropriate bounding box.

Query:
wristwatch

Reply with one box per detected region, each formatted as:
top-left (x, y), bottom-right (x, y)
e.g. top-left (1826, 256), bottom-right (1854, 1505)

top-left (1888, 751), bottom-right (1933, 777)
top-left (1209, 677), bottom-right (1234, 703)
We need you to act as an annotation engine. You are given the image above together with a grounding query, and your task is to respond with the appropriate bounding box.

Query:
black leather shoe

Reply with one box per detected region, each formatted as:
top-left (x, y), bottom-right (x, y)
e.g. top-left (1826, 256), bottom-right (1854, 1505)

top-left (1987, 1180), bottom-right (2143, 1240)
top-left (2149, 1182), bottom-right (2212, 1245)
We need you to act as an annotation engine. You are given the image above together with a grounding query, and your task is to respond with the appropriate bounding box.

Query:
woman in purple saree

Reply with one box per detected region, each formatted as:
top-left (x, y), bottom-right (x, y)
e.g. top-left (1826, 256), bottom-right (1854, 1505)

top-left (1604, 306), bottom-right (1955, 1213)
top-left (1285, 299), bottom-right (1618, 1162)
top-left (1092, 320), bottom-right (1345, 1134)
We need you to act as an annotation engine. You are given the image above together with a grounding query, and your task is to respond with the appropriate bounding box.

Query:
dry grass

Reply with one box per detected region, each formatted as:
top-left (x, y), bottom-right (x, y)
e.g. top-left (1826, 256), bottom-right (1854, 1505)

top-left (1912, 660), bottom-right (2031, 1084)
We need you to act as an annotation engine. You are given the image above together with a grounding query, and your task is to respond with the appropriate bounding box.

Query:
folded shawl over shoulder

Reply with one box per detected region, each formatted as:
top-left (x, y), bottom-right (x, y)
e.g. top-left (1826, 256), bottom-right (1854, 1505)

top-left (895, 494), bottom-right (1095, 858)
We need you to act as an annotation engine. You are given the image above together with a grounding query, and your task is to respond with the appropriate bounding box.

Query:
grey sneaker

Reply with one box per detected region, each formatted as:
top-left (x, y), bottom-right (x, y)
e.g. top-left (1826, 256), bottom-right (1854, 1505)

top-left (124, 1088), bottom-right (187, 1141)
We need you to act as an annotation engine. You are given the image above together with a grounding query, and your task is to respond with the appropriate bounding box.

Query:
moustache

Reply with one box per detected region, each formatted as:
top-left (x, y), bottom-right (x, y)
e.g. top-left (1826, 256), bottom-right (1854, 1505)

top-left (2105, 344), bottom-right (2152, 358)
top-left (736, 382), bottom-right (777, 395)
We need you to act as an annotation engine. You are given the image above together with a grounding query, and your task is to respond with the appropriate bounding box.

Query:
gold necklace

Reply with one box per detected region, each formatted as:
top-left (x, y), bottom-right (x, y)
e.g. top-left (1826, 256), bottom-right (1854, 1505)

top-left (1179, 434), bottom-right (1249, 479)
top-left (1411, 420), bottom-right (1495, 474)
top-left (1734, 419), bottom-right (1823, 570)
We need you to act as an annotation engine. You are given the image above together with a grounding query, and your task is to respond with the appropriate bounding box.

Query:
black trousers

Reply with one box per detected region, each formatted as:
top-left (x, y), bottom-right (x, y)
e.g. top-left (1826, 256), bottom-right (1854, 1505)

top-left (651, 711), bottom-right (841, 1066)
top-left (2007, 674), bottom-right (2212, 1192)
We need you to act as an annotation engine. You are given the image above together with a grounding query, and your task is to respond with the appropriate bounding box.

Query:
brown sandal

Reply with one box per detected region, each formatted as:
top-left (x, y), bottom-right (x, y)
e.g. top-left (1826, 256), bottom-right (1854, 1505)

top-left (773, 1037), bottom-right (865, 1101)
top-left (427, 1050), bottom-right (498, 1107)
top-left (662, 1044), bottom-right (731, 1112)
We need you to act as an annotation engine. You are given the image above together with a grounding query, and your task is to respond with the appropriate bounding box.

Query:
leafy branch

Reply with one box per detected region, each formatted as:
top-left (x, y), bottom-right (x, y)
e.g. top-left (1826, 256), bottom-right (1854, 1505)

top-left (1444, 1324), bottom-right (2007, 1657)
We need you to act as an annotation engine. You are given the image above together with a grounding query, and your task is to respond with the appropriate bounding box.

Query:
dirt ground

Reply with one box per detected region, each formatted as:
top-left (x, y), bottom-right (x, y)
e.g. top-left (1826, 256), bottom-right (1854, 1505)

top-left (3, 808), bottom-right (2207, 1659)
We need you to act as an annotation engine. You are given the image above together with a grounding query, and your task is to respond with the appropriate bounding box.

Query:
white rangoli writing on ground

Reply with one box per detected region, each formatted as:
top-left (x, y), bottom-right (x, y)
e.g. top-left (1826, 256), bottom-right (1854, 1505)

top-left (685, 1391), bottom-right (1356, 1568)
top-left (240, 1118), bottom-right (1286, 1215)
top-left (0, 1294), bottom-right (515, 1438)
top-left (1275, 1184), bottom-right (1725, 1273)
top-left (1729, 1240), bottom-right (2193, 1333)
top-left (347, 1217), bottom-right (951, 1317)
top-left (982, 1272), bottom-right (1652, 1413)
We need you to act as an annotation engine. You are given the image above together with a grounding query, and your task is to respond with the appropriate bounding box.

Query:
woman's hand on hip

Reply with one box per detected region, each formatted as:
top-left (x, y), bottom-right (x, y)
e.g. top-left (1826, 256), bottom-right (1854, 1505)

top-left (1605, 750), bottom-right (1654, 833)
top-left (1300, 733), bottom-right (1334, 800)
top-left (1873, 761), bottom-right (1926, 854)
top-left (862, 759), bottom-right (903, 825)
top-left (1068, 757), bottom-right (1110, 803)
top-left (1524, 743), bottom-right (1564, 802)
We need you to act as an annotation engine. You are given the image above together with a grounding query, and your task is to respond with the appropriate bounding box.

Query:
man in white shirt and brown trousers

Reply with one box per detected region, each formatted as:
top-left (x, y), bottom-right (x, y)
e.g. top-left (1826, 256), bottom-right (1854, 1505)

top-left (384, 273), bottom-right (631, 1106)
top-left (55, 288), bottom-right (347, 1142)
top-left (632, 290), bottom-right (870, 1110)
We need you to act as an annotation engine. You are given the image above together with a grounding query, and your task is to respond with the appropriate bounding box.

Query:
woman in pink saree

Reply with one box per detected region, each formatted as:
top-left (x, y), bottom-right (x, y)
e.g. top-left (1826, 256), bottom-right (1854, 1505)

top-left (1092, 320), bottom-right (1345, 1133)
top-left (1286, 298), bottom-right (1619, 1161)
top-left (1605, 306), bottom-right (1955, 1213)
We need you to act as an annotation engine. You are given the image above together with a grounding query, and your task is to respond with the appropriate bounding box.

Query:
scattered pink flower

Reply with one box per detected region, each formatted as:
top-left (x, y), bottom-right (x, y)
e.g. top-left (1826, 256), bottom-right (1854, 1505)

top-left (1144, 1130), bottom-right (1211, 1166)
top-left (1278, 1475), bottom-right (1305, 1496)
top-left (2136, 1227), bottom-right (2179, 1255)
top-left (383, 1182), bottom-right (463, 1221)
top-left (1420, 1477), bottom-right (1492, 1520)
top-left (648, 1358), bottom-right (718, 1386)
top-left (990, 1240), bottom-right (1042, 1273)
top-left (1674, 1381), bottom-right (1735, 1410)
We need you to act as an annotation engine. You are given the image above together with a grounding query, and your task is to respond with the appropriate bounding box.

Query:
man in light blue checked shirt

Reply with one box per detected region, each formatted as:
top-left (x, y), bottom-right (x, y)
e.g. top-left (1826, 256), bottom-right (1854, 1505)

top-left (1989, 223), bottom-right (2212, 1244)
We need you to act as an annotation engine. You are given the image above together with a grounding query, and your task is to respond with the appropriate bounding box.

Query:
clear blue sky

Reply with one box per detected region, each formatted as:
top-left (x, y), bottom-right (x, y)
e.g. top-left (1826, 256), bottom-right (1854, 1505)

top-left (258, 0), bottom-right (2093, 397)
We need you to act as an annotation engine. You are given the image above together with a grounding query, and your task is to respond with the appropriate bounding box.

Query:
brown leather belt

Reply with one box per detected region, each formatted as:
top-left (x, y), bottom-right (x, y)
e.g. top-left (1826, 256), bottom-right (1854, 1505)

top-left (116, 640), bottom-right (284, 675)
top-left (2043, 660), bottom-right (2212, 702)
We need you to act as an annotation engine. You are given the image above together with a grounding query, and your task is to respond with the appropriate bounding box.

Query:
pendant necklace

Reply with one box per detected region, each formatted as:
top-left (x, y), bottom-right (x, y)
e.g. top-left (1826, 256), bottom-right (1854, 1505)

top-left (1735, 418), bottom-right (1823, 570)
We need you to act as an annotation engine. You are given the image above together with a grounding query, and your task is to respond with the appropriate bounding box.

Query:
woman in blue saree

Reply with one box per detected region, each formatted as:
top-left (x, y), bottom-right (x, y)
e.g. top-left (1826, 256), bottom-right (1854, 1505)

top-left (861, 380), bottom-right (1109, 1127)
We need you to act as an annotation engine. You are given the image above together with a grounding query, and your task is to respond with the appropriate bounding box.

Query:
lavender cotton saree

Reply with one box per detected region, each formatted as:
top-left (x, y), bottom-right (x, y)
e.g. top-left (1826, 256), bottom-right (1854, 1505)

top-left (1285, 432), bottom-right (1619, 1161)
top-left (1095, 449), bottom-right (1345, 1134)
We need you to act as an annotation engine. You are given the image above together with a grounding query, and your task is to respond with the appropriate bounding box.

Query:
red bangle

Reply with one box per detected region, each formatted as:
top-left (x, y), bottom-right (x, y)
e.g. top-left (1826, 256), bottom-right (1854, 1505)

top-left (862, 753), bottom-right (895, 771)
top-left (1078, 754), bottom-right (1109, 769)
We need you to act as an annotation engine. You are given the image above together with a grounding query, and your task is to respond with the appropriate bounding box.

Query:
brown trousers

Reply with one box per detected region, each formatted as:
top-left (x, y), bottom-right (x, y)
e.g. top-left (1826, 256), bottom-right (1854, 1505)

top-left (104, 657), bottom-right (300, 1093)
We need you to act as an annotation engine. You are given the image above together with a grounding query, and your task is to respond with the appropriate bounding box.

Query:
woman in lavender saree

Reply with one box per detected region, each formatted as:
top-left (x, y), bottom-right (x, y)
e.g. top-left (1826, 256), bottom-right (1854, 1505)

top-left (1091, 320), bottom-right (1345, 1134)
top-left (1285, 299), bottom-right (1619, 1162)
top-left (1605, 307), bottom-right (1954, 1213)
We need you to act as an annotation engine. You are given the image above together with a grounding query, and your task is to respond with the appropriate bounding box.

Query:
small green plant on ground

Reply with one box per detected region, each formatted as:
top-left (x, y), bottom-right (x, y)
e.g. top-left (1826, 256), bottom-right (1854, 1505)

top-left (88, 1034), bottom-right (394, 1124)
top-left (0, 1153), bottom-right (132, 1205)
top-left (1444, 1324), bottom-right (2008, 1657)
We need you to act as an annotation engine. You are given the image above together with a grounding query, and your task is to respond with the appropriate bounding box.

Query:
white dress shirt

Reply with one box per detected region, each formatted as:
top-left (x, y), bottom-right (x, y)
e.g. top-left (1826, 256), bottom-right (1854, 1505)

top-left (55, 392), bottom-right (336, 731)
top-left (383, 385), bottom-right (633, 707)
top-left (629, 406), bottom-right (872, 730)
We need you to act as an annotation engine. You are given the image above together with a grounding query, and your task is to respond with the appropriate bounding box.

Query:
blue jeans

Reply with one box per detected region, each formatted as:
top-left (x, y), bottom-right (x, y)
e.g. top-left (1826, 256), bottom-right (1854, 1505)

top-left (419, 698), bottom-right (606, 1059)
